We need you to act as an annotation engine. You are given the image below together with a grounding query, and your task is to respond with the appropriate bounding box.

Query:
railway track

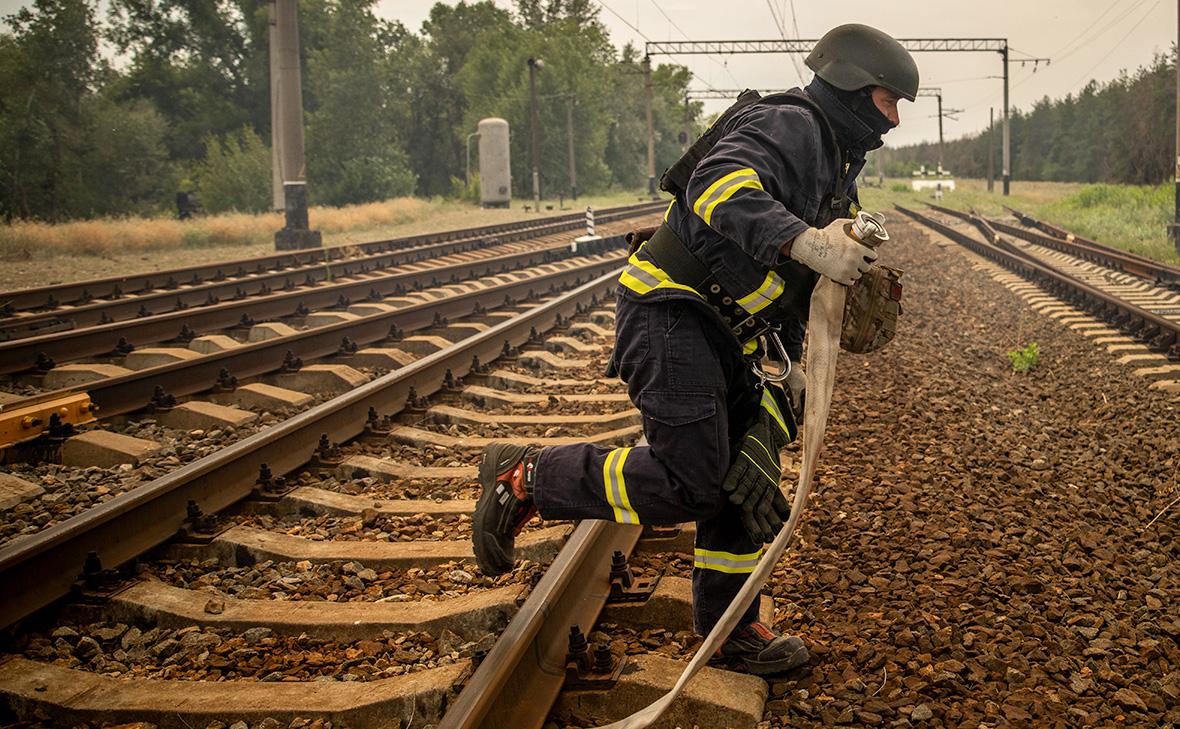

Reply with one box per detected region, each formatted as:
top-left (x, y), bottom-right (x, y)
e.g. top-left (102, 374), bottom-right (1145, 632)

top-left (897, 204), bottom-right (1180, 366)
top-left (0, 202), bottom-right (663, 323)
top-left (3, 212), bottom-right (1176, 728)
top-left (0, 208), bottom-right (660, 455)
top-left (0, 207), bottom-right (771, 728)
top-left (1000, 205), bottom-right (1180, 290)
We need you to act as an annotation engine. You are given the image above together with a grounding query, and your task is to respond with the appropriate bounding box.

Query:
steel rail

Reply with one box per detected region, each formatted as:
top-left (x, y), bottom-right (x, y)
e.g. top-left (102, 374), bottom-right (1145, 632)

top-left (898, 205), bottom-right (1180, 358)
top-left (0, 201), bottom-right (662, 313)
top-left (26, 242), bottom-right (628, 418)
top-left (438, 520), bottom-right (641, 729)
top-left (0, 222), bottom-right (645, 375)
top-left (1001, 204), bottom-right (1172, 269)
top-left (0, 205), bottom-right (658, 335)
top-left (927, 203), bottom-right (1180, 287)
top-left (0, 267), bottom-right (623, 629)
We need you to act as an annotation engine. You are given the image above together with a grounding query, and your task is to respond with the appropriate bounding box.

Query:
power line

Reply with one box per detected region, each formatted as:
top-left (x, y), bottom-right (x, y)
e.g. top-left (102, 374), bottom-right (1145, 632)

top-left (1068, 0), bottom-right (1164, 89)
top-left (764, 0), bottom-right (805, 85)
top-left (1050, 0), bottom-right (1143, 62)
top-left (645, 0), bottom-right (740, 87)
top-left (593, 0), bottom-right (719, 91)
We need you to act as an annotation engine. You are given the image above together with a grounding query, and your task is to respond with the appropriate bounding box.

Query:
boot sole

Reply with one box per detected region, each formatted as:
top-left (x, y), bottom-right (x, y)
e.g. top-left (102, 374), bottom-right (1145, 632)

top-left (726, 646), bottom-right (811, 674)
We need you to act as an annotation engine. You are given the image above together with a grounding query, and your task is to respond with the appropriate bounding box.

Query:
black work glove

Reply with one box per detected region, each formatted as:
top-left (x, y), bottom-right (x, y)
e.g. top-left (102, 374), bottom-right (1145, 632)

top-left (721, 384), bottom-right (798, 544)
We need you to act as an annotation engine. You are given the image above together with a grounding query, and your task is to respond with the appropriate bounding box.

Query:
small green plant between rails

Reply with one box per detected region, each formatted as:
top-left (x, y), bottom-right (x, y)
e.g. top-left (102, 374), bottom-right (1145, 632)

top-left (1008, 342), bottom-right (1041, 373)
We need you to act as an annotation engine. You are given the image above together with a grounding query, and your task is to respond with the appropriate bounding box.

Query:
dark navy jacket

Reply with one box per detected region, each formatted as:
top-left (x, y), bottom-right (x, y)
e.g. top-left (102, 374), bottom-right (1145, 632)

top-left (619, 80), bottom-right (869, 359)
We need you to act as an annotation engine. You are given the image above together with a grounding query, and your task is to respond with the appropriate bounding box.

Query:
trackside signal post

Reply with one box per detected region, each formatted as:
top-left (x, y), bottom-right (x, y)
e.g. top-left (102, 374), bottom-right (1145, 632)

top-left (646, 38), bottom-right (1047, 196)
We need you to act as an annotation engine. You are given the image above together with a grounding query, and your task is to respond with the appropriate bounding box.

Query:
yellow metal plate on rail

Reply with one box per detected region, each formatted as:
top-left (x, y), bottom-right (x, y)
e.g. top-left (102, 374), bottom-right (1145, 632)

top-left (0, 393), bottom-right (97, 449)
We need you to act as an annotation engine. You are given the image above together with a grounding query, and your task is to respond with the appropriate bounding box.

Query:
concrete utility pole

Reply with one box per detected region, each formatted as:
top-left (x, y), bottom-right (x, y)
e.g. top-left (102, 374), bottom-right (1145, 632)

top-left (528, 57), bottom-right (543, 211)
top-left (1001, 45), bottom-right (1011, 196)
top-left (644, 55), bottom-right (655, 196)
top-left (269, 9), bottom-right (282, 211)
top-left (270, 0), bottom-right (320, 250)
top-left (1171, 0), bottom-right (1180, 251)
top-left (987, 107), bottom-right (995, 193)
top-left (566, 95), bottom-right (577, 201)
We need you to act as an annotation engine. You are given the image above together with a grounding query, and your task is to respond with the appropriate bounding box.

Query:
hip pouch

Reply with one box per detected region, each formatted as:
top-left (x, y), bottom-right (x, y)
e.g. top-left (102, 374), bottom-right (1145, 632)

top-left (841, 264), bottom-right (903, 354)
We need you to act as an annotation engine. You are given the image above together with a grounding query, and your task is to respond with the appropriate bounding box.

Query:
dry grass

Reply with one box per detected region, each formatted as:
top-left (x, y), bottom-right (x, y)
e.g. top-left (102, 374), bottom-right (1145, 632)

top-left (0, 198), bottom-right (434, 262)
top-left (0, 191), bottom-right (652, 290)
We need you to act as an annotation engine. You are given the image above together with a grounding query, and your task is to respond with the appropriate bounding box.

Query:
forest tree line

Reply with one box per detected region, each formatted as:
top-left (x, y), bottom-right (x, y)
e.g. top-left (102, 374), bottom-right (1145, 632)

top-left (0, 0), bottom-right (703, 221)
top-left (884, 53), bottom-right (1176, 185)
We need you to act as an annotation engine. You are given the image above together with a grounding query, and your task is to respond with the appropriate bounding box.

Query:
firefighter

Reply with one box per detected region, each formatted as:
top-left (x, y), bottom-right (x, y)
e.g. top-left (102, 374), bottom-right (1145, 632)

top-left (472, 24), bottom-right (918, 676)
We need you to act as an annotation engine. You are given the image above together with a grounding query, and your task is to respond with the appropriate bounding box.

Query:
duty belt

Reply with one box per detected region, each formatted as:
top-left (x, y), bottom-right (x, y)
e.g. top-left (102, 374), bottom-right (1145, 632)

top-left (644, 224), bottom-right (773, 344)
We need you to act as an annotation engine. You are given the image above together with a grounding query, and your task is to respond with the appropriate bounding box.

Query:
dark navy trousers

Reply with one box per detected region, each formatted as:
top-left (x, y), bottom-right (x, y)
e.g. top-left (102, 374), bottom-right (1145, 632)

top-left (534, 289), bottom-right (766, 634)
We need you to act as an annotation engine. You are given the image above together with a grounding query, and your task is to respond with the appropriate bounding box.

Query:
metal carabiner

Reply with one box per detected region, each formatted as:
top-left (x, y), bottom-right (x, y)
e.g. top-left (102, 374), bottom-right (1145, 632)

top-left (755, 330), bottom-right (792, 384)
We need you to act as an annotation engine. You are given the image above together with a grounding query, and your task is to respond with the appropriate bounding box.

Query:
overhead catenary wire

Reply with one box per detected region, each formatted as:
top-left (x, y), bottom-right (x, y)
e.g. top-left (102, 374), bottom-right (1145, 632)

top-left (644, 0), bottom-right (741, 87)
top-left (1050, 0), bottom-right (1147, 63)
top-left (593, 0), bottom-right (720, 91)
top-left (764, 0), bottom-right (806, 86)
top-left (1067, 0), bottom-right (1165, 90)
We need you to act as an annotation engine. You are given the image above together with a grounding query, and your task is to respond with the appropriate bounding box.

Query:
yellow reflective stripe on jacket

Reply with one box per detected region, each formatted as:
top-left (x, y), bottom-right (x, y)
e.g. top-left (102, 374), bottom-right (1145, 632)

top-left (760, 387), bottom-right (789, 436)
top-left (603, 447), bottom-right (640, 524)
top-left (693, 547), bottom-right (763, 574)
top-left (618, 244), bottom-right (704, 298)
top-left (736, 270), bottom-right (787, 314)
top-left (742, 339), bottom-right (759, 355)
top-left (663, 199), bottom-right (675, 221)
top-left (692, 168), bottom-right (764, 226)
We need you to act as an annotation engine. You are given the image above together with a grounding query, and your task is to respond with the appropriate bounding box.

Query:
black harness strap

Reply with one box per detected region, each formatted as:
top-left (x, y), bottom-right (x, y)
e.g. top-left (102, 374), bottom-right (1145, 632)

top-left (644, 224), bottom-right (773, 344)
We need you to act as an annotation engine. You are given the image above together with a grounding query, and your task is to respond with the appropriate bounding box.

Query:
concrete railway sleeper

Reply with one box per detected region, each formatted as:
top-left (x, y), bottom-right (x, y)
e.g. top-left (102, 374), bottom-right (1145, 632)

top-left (0, 202), bottom-right (664, 316)
top-left (0, 278), bottom-right (768, 729)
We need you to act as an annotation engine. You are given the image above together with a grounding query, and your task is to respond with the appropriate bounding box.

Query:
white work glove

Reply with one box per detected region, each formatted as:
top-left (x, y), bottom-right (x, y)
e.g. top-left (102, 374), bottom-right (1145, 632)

top-left (786, 361), bottom-right (805, 420)
top-left (788, 218), bottom-right (879, 286)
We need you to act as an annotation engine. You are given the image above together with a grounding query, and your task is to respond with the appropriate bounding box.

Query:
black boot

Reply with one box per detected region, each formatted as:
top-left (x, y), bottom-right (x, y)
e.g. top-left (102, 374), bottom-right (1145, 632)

top-left (472, 443), bottom-right (541, 576)
top-left (714, 621), bottom-right (809, 676)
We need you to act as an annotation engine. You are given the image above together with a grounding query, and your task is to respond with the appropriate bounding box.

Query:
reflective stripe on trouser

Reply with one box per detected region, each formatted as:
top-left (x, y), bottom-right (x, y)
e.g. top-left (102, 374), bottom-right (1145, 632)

top-left (533, 292), bottom-right (766, 634)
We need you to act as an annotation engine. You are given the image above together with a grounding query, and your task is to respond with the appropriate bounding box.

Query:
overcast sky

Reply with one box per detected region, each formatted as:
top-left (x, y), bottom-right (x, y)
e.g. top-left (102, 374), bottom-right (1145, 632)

top-left (377, 0), bottom-right (1177, 149)
top-left (1, 0), bottom-right (1173, 150)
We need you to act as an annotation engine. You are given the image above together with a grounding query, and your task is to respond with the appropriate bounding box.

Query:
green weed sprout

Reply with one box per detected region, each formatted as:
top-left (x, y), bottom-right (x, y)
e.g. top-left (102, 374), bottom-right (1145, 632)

top-left (1008, 342), bottom-right (1040, 373)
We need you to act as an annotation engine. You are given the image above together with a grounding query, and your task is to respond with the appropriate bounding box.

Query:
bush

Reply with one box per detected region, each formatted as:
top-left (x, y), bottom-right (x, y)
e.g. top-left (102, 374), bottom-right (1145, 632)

top-left (1007, 342), bottom-right (1040, 373)
top-left (195, 128), bottom-right (273, 214)
top-left (448, 175), bottom-right (480, 204)
top-left (890, 183), bottom-right (911, 193)
top-left (313, 154), bottom-right (417, 208)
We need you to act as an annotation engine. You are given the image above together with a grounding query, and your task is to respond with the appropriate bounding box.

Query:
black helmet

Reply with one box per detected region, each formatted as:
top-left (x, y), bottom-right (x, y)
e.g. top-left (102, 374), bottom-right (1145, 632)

top-left (805, 24), bottom-right (919, 102)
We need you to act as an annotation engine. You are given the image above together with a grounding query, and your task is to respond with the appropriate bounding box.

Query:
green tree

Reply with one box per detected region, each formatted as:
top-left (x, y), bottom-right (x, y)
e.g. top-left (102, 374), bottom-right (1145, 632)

top-left (887, 52), bottom-right (1176, 185)
top-left (303, 0), bottom-right (416, 205)
top-left (0, 0), bottom-right (102, 220)
top-left (106, 0), bottom-right (269, 161)
top-left (409, 1), bottom-right (514, 196)
top-left (195, 127), bottom-right (272, 214)
top-left (72, 95), bottom-right (174, 216)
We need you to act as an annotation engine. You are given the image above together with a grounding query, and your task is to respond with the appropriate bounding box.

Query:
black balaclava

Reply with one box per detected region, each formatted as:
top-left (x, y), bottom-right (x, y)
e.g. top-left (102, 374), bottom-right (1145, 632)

top-left (804, 76), bottom-right (896, 153)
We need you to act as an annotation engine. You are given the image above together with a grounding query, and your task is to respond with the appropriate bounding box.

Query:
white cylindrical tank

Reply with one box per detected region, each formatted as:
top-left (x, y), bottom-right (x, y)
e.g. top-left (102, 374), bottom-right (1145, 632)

top-left (478, 118), bottom-right (511, 208)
